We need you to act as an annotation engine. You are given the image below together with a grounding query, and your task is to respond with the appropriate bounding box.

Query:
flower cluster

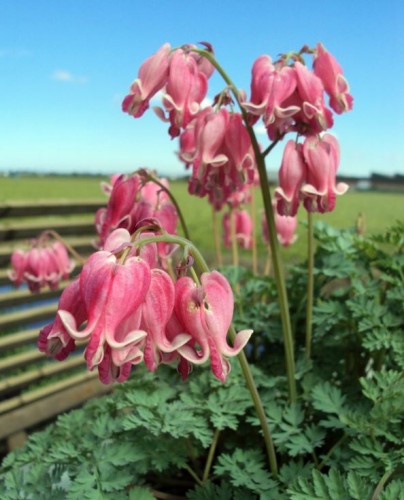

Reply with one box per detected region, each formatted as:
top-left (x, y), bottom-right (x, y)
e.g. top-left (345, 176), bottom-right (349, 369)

top-left (122, 42), bottom-right (214, 139)
top-left (95, 172), bottom-right (178, 262)
top-left (8, 235), bottom-right (73, 293)
top-left (38, 228), bottom-right (253, 384)
top-left (123, 43), bottom-right (257, 211)
top-left (241, 43), bottom-right (352, 216)
top-left (123, 41), bottom-right (352, 221)
top-left (274, 134), bottom-right (348, 216)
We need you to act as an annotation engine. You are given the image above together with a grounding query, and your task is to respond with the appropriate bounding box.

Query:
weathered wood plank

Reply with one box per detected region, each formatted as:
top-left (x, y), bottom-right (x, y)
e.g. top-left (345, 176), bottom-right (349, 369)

top-left (0, 303), bottom-right (57, 330)
top-left (0, 199), bottom-right (105, 218)
top-left (0, 328), bottom-right (38, 351)
top-left (0, 355), bottom-right (85, 395)
top-left (0, 377), bottom-right (112, 440)
top-left (0, 219), bottom-right (97, 242)
top-left (0, 282), bottom-right (67, 309)
top-left (0, 348), bottom-right (45, 373)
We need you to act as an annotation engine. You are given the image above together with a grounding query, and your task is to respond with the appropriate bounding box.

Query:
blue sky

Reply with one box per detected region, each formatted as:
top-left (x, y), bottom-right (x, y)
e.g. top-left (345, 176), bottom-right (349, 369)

top-left (1, 0), bottom-right (403, 178)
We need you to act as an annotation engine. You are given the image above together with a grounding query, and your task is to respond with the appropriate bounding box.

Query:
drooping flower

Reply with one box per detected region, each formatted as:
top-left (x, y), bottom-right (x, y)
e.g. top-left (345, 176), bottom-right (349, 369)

top-left (142, 268), bottom-right (190, 372)
top-left (262, 210), bottom-right (298, 247)
top-left (155, 49), bottom-right (209, 138)
top-left (222, 209), bottom-right (253, 250)
top-left (242, 55), bottom-right (299, 127)
top-left (8, 236), bottom-right (74, 293)
top-left (122, 43), bottom-right (171, 118)
top-left (313, 43), bottom-right (353, 114)
top-left (293, 61), bottom-right (334, 134)
top-left (274, 140), bottom-right (307, 216)
top-left (175, 271), bottom-right (253, 382)
top-left (58, 250), bottom-right (151, 383)
top-left (37, 278), bottom-right (85, 360)
top-left (301, 134), bottom-right (348, 213)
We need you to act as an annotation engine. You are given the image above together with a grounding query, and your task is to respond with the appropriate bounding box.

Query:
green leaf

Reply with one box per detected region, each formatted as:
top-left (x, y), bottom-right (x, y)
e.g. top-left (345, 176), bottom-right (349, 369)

top-left (347, 471), bottom-right (373, 499)
top-left (214, 449), bottom-right (279, 496)
top-left (128, 486), bottom-right (156, 500)
top-left (311, 382), bottom-right (346, 415)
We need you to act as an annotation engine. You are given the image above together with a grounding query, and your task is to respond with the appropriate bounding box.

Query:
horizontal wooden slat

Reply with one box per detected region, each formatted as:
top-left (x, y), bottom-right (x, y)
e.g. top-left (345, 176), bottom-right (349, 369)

top-left (0, 199), bottom-right (105, 218)
top-left (0, 219), bottom-right (97, 243)
top-left (0, 303), bottom-right (57, 330)
top-left (0, 376), bottom-right (112, 439)
top-left (0, 371), bottom-right (100, 414)
top-left (0, 348), bottom-right (45, 373)
top-left (0, 355), bottom-right (85, 395)
top-left (0, 281), bottom-right (66, 309)
top-left (0, 328), bottom-right (38, 351)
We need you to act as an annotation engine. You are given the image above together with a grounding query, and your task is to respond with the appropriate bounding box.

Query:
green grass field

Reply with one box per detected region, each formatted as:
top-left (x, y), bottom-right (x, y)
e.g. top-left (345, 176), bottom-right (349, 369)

top-left (1, 175), bottom-right (403, 264)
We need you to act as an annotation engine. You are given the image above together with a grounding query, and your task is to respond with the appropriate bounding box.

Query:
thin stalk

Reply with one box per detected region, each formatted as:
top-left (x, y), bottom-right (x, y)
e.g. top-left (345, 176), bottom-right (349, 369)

top-left (133, 232), bottom-right (278, 475)
top-left (251, 188), bottom-right (258, 274)
top-left (202, 429), bottom-right (220, 481)
top-left (42, 229), bottom-right (86, 264)
top-left (193, 49), bottom-right (297, 403)
top-left (229, 208), bottom-right (239, 267)
top-left (230, 326), bottom-right (278, 477)
top-left (317, 433), bottom-right (348, 471)
top-left (184, 464), bottom-right (203, 486)
top-left (371, 469), bottom-right (396, 500)
top-left (264, 245), bottom-right (272, 276)
top-left (140, 170), bottom-right (191, 240)
top-left (212, 208), bottom-right (223, 266)
top-left (305, 211), bottom-right (314, 359)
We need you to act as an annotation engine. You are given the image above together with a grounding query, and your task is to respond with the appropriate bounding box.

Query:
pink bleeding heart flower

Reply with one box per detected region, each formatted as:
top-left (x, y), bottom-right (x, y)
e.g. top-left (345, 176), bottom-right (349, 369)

top-left (58, 250), bottom-right (151, 383)
top-left (96, 174), bottom-right (140, 245)
top-left (313, 43), bottom-right (353, 114)
top-left (156, 49), bottom-right (208, 138)
top-left (222, 210), bottom-right (253, 250)
top-left (242, 55), bottom-right (299, 127)
top-left (100, 174), bottom-right (122, 196)
top-left (8, 249), bottom-right (28, 287)
top-left (23, 247), bottom-right (49, 293)
top-left (49, 241), bottom-right (74, 282)
top-left (142, 268), bottom-right (191, 372)
top-left (274, 140), bottom-right (307, 216)
top-left (294, 61), bottom-right (334, 133)
top-left (175, 271), bottom-right (253, 382)
top-left (301, 134), bottom-right (348, 213)
top-left (262, 209), bottom-right (298, 247)
top-left (37, 278), bottom-right (86, 361)
top-left (163, 310), bottom-right (194, 381)
top-left (122, 43), bottom-right (171, 118)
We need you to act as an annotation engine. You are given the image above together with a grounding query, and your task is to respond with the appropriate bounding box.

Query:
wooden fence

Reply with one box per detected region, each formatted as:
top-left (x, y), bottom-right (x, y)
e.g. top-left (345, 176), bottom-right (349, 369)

top-left (0, 199), bottom-right (113, 452)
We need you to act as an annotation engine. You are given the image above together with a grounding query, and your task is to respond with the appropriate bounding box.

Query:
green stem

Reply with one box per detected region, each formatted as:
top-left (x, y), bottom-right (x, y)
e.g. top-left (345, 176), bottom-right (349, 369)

top-left (194, 49), bottom-right (297, 403)
top-left (184, 464), bottom-right (203, 486)
top-left (229, 208), bottom-right (239, 268)
top-left (317, 433), bottom-right (348, 471)
top-left (42, 229), bottom-right (86, 264)
top-left (371, 469), bottom-right (396, 500)
top-left (202, 429), bottom-right (220, 481)
top-left (305, 211), bottom-right (314, 359)
top-left (140, 170), bottom-right (191, 240)
top-left (251, 188), bottom-right (258, 274)
top-left (230, 326), bottom-right (278, 478)
top-left (212, 208), bottom-right (223, 266)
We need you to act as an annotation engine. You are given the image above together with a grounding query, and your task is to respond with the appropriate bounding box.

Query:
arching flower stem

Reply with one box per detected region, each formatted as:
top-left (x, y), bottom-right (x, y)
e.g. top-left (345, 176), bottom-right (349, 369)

top-left (193, 49), bottom-right (297, 404)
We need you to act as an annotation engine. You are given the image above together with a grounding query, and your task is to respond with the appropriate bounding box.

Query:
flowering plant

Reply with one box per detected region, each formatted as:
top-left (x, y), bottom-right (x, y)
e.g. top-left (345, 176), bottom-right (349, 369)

top-left (2, 41), bottom-right (403, 499)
